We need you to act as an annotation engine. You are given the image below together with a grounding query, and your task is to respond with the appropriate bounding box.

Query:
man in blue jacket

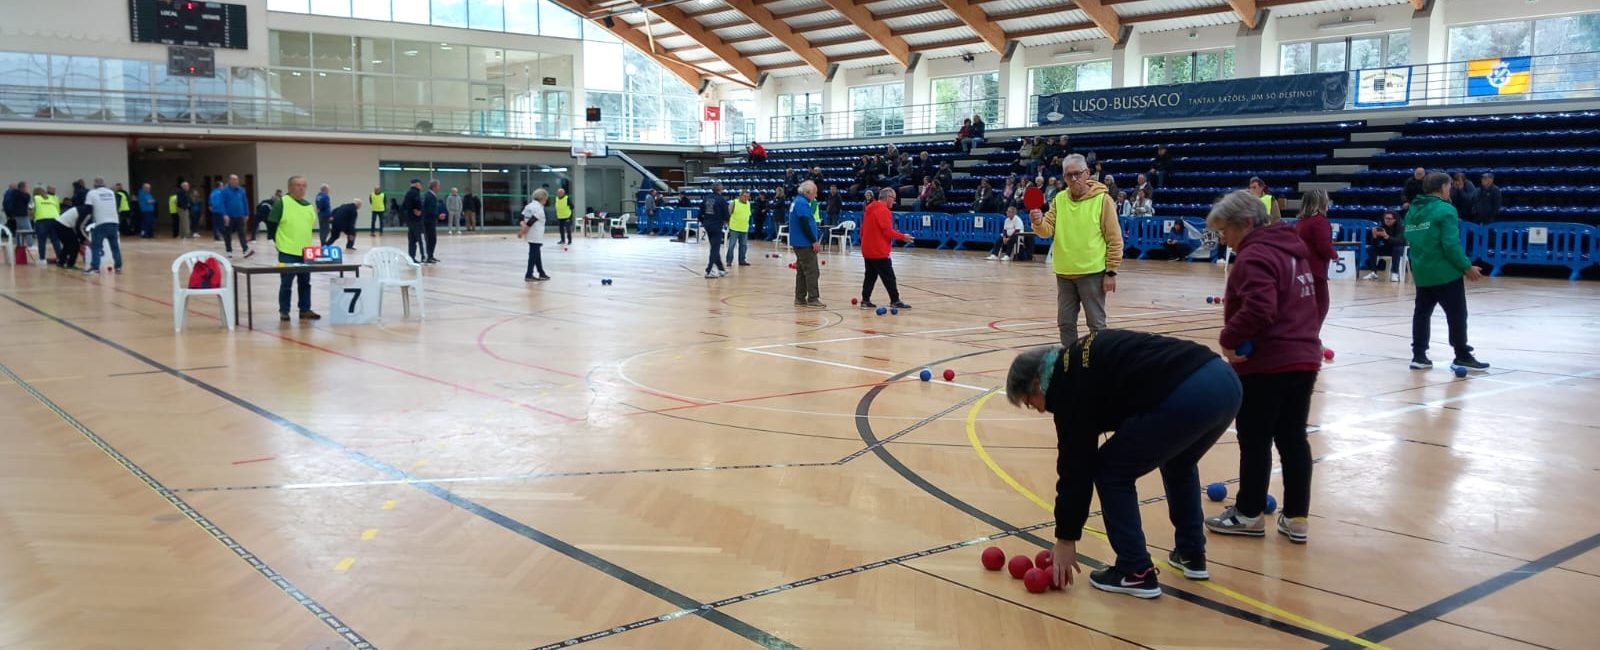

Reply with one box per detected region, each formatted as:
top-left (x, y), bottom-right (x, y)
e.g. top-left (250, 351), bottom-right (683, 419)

top-left (421, 179), bottom-right (442, 264)
top-left (221, 174), bottom-right (253, 258)
top-left (790, 180), bottom-right (823, 307)
top-left (136, 183), bottom-right (156, 238)
top-left (315, 183), bottom-right (333, 245)
top-left (702, 183), bottom-right (728, 278)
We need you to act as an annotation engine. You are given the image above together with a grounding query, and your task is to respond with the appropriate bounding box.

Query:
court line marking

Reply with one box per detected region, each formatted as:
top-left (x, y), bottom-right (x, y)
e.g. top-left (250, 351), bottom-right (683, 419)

top-left (0, 293), bottom-right (800, 650)
top-left (899, 564), bottom-right (1157, 650)
top-left (1324, 531), bottom-right (1600, 650)
top-left (0, 360), bottom-right (375, 650)
top-left (963, 391), bottom-right (1395, 650)
top-left (852, 350), bottom-right (1350, 647)
top-left (740, 348), bottom-right (994, 392)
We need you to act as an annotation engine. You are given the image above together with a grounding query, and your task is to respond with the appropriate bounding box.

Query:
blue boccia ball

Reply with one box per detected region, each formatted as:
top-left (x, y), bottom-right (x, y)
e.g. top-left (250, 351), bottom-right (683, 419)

top-left (1453, 365), bottom-right (1468, 378)
top-left (1206, 482), bottom-right (1227, 502)
top-left (1206, 296), bottom-right (1214, 304)
top-left (890, 308), bottom-right (899, 315)
top-left (876, 306), bottom-right (888, 316)
top-left (1264, 494), bottom-right (1278, 514)
top-left (919, 369), bottom-right (932, 382)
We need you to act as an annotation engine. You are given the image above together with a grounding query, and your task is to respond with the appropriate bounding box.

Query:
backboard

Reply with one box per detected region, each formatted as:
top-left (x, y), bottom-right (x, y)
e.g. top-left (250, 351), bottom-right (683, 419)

top-left (571, 128), bottom-right (609, 159)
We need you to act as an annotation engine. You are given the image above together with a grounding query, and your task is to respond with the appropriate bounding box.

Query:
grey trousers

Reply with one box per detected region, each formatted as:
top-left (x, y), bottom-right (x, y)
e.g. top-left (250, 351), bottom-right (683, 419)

top-left (794, 247), bottom-right (821, 303)
top-left (1057, 273), bottom-right (1108, 346)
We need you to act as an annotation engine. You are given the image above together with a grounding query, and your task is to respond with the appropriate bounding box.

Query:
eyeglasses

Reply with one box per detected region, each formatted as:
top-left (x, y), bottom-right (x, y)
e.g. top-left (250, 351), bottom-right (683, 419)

top-left (1064, 169), bottom-right (1089, 179)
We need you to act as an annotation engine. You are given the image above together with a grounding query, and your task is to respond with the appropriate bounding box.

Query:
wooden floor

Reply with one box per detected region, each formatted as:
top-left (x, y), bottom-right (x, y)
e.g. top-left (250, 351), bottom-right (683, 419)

top-left (2, 230), bottom-right (1596, 650)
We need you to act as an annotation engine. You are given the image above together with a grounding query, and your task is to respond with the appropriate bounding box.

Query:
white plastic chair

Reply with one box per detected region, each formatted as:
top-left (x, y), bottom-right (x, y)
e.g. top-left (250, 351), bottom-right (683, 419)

top-left (682, 218), bottom-right (700, 242)
top-left (0, 225), bottom-right (13, 266)
top-left (1373, 250), bottom-right (1410, 284)
top-left (830, 220), bottom-right (856, 254)
top-left (170, 251), bottom-right (235, 332)
top-left (362, 246), bottom-right (425, 319)
top-left (774, 224), bottom-right (790, 251)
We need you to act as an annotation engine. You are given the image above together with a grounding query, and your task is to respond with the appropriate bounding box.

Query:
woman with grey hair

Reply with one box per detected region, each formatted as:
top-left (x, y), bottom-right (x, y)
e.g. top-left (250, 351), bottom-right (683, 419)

top-left (1004, 330), bottom-right (1240, 599)
top-left (1203, 190), bottom-right (1321, 544)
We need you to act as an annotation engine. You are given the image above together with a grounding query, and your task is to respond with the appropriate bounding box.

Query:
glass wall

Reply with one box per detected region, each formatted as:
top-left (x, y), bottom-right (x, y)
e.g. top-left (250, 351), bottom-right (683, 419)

top-left (847, 83), bottom-right (904, 138)
top-left (1280, 33), bottom-right (1409, 74)
top-left (1144, 49), bottom-right (1235, 85)
top-left (931, 72), bottom-right (999, 130)
top-left (580, 42), bottom-right (699, 145)
top-left (718, 88), bottom-right (756, 145)
top-left (775, 91), bottom-right (823, 140)
top-left (273, 0), bottom-right (587, 40)
top-left (378, 161), bottom-right (569, 227)
top-left (1027, 60), bottom-right (1113, 96)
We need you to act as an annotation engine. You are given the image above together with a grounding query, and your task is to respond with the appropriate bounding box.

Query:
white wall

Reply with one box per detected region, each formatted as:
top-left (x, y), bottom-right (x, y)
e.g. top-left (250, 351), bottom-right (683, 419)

top-left (256, 142), bottom-right (377, 206)
top-left (0, 0), bottom-right (270, 66)
top-left (1273, 4), bottom-right (1416, 44)
top-left (0, 136), bottom-right (129, 194)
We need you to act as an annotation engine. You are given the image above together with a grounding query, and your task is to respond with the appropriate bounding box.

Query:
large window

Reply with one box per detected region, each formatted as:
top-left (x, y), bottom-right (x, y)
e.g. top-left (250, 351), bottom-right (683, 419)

top-left (270, 0), bottom-right (588, 41)
top-left (1447, 12), bottom-right (1600, 102)
top-left (776, 91), bottom-right (823, 140)
top-left (581, 41), bottom-right (697, 144)
top-left (847, 83), bottom-right (904, 138)
top-left (1027, 60), bottom-right (1113, 97)
top-left (1144, 49), bottom-right (1234, 85)
top-left (931, 72), bottom-right (999, 131)
top-left (1280, 33), bottom-right (1409, 75)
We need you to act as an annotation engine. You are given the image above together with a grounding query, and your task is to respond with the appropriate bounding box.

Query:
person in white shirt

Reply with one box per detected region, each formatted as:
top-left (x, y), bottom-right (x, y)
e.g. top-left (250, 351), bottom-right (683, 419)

top-left (987, 206), bottom-right (1027, 261)
top-left (1131, 187), bottom-right (1155, 217)
top-left (83, 178), bottom-right (122, 274)
top-left (519, 188), bottom-right (550, 281)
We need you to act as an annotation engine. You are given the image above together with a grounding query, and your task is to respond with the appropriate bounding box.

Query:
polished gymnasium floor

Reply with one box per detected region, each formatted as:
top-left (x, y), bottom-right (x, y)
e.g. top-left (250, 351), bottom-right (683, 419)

top-left (1, 229), bottom-right (1596, 650)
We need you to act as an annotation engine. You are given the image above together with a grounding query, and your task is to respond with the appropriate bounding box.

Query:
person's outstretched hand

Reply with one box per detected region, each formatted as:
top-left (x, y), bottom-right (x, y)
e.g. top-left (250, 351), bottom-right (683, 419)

top-left (1051, 540), bottom-right (1082, 588)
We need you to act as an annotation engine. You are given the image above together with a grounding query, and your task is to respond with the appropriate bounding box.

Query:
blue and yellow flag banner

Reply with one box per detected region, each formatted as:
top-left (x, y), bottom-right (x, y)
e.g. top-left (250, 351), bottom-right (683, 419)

top-left (1467, 56), bottom-right (1531, 96)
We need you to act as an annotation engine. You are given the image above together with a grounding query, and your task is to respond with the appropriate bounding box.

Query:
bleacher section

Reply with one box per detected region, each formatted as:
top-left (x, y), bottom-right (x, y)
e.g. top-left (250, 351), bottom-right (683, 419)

top-left (646, 111), bottom-right (1597, 279)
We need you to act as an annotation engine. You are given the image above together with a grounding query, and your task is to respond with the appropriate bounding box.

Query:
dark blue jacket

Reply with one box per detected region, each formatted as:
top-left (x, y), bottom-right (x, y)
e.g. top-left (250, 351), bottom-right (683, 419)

top-left (221, 185), bottom-right (248, 217)
top-left (2, 188), bottom-right (26, 217)
top-left (788, 195), bottom-right (819, 247)
top-left (401, 187), bottom-right (423, 223)
top-left (422, 190), bottom-right (440, 221)
top-left (701, 192), bottom-right (728, 230)
top-left (316, 191), bottom-right (332, 218)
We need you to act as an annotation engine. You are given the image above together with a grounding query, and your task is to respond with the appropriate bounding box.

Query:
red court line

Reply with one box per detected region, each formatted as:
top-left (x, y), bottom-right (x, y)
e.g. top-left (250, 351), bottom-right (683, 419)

top-left (230, 456), bottom-right (276, 465)
top-left (64, 275), bottom-right (585, 423)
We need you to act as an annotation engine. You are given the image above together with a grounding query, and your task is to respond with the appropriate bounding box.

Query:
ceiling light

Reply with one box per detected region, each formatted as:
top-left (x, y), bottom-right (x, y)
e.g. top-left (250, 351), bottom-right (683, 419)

top-left (404, 50), bottom-right (419, 56)
top-left (371, 59), bottom-right (384, 64)
top-left (1052, 48), bottom-right (1094, 61)
top-left (1317, 16), bottom-right (1377, 31)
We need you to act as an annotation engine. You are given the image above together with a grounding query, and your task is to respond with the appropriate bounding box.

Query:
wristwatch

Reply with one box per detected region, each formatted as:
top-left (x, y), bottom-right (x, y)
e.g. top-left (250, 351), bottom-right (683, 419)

top-left (1105, 271), bottom-right (1118, 277)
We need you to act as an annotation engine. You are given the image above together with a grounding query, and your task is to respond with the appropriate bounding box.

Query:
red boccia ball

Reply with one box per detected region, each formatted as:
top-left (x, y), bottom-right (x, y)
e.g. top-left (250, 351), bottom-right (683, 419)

top-left (1007, 554), bottom-right (1033, 579)
top-left (1023, 568), bottom-right (1051, 594)
top-left (1034, 550), bottom-right (1053, 571)
top-left (980, 546), bottom-right (1006, 571)
top-left (943, 369), bottom-right (956, 382)
top-left (1323, 348), bottom-right (1336, 361)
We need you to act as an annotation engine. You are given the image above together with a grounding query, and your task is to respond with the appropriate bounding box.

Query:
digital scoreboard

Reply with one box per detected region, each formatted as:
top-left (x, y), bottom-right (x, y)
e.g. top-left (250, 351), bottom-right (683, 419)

top-left (129, 0), bottom-right (247, 50)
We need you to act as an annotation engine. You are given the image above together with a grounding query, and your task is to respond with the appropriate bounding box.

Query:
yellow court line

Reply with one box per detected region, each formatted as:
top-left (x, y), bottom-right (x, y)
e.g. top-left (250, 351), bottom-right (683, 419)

top-left (381, 499), bottom-right (398, 510)
top-left (361, 528), bottom-right (378, 541)
top-left (334, 557), bottom-right (356, 572)
top-left (963, 391), bottom-right (1391, 650)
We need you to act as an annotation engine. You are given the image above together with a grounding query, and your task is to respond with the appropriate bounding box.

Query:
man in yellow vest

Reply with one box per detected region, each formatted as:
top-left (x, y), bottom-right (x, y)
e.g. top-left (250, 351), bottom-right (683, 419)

top-left (369, 186), bottom-right (386, 235)
top-left (33, 185), bottom-right (63, 264)
top-left (1248, 176), bottom-right (1282, 223)
top-left (554, 187), bottom-right (574, 245)
top-left (270, 175), bottom-right (321, 322)
top-left (726, 189), bottom-right (752, 267)
top-left (170, 181), bottom-right (192, 239)
top-left (1031, 154), bottom-right (1123, 346)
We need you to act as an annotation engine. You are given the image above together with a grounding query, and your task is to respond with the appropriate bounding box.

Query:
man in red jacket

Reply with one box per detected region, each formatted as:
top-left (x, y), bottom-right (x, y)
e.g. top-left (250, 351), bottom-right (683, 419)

top-left (860, 187), bottom-right (915, 310)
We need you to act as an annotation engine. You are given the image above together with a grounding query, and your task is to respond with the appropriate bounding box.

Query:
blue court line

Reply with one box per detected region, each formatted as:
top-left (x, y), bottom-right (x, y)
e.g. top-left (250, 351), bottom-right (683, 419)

top-left (0, 292), bottom-right (798, 650)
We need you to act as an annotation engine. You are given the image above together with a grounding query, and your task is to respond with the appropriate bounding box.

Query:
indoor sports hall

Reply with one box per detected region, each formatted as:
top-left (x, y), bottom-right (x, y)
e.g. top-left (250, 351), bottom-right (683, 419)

top-left (1, 1), bottom-right (1597, 649)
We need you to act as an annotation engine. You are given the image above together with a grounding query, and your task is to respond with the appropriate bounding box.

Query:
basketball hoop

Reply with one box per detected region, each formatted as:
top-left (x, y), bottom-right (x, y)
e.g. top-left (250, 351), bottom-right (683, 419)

top-left (571, 129), bottom-right (608, 160)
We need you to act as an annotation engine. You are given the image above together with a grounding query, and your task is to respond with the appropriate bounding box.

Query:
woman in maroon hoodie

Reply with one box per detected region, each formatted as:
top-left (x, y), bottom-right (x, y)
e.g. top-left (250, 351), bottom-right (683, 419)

top-left (1203, 190), bottom-right (1323, 544)
top-left (1293, 189), bottom-right (1337, 332)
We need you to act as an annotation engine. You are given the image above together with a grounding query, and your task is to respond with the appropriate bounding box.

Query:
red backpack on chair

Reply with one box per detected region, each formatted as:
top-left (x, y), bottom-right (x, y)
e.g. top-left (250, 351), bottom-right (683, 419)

top-left (187, 257), bottom-right (223, 289)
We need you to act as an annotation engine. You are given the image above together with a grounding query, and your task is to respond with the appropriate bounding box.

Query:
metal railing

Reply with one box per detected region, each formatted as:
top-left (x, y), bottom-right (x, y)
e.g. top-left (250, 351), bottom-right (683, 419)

top-left (767, 98), bottom-right (1005, 143)
top-left (0, 84), bottom-right (710, 145)
top-left (1024, 50), bottom-right (1600, 126)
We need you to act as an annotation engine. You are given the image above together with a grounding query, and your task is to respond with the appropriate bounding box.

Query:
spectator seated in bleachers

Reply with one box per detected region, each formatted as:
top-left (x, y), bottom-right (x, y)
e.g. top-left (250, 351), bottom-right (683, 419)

top-left (1149, 145), bottom-right (1172, 188)
top-left (955, 119), bottom-right (973, 153)
top-left (1116, 191), bottom-right (1132, 218)
top-left (1364, 210), bottom-right (1408, 281)
top-left (1131, 187), bottom-right (1155, 217)
top-left (914, 179), bottom-right (946, 212)
top-left (970, 179), bottom-right (996, 213)
top-left (1450, 172), bottom-right (1478, 222)
top-left (825, 185), bottom-right (843, 226)
top-left (748, 141), bottom-right (767, 165)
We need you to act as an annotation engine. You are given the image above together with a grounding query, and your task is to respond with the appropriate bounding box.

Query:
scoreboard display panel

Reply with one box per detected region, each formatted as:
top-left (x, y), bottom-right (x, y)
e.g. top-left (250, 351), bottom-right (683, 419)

top-left (129, 0), bottom-right (247, 50)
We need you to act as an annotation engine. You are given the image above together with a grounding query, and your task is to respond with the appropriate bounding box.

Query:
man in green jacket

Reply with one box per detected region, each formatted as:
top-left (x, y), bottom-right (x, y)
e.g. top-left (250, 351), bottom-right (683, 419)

top-left (1405, 172), bottom-right (1487, 371)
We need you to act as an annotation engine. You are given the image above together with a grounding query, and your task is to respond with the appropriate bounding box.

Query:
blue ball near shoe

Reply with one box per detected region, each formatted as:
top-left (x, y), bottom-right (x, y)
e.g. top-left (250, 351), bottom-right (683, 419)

top-left (919, 369), bottom-right (932, 382)
top-left (890, 308), bottom-right (899, 315)
top-left (1264, 494), bottom-right (1278, 514)
top-left (1453, 365), bottom-right (1468, 378)
top-left (876, 306), bottom-right (888, 316)
top-left (1206, 482), bottom-right (1227, 502)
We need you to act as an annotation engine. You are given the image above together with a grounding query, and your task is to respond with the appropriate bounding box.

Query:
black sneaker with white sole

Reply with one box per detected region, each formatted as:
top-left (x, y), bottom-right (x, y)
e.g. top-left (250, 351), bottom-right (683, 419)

top-left (1452, 355), bottom-right (1490, 370)
top-left (1165, 550), bottom-right (1209, 580)
top-left (1088, 566), bottom-right (1162, 599)
top-left (1409, 356), bottom-right (1433, 370)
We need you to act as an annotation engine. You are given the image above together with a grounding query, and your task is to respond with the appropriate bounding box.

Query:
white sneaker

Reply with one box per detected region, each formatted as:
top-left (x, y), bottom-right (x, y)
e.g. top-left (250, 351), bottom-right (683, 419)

top-left (717, 269), bottom-right (728, 277)
top-left (986, 254), bottom-right (998, 261)
top-left (1000, 255), bottom-right (1010, 261)
top-left (1390, 274), bottom-right (1400, 282)
top-left (1362, 272), bottom-right (1377, 280)
top-left (705, 272), bottom-right (718, 279)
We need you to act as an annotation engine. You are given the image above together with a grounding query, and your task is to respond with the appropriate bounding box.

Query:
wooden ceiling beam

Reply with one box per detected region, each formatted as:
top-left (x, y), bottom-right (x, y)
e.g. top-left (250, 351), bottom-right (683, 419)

top-left (819, 0), bottom-right (913, 66)
top-left (722, 0), bottom-right (832, 74)
top-left (1223, 0), bottom-right (1259, 29)
top-left (646, 3), bottom-right (762, 81)
top-left (1073, 0), bottom-right (1123, 43)
top-left (932, 0), bottom-right (1008, 54)
top-left (889, 19), bottom-right (967, 37)
top-left (547, 0), bottom-right (710, 89)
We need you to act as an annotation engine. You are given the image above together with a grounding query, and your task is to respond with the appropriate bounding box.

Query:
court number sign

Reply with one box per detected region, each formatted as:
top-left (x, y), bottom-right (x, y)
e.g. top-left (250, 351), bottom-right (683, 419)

top-left (329, 277), bottom-right (379, 325)
top-left (1328, 250), bottom-right (1357, 280)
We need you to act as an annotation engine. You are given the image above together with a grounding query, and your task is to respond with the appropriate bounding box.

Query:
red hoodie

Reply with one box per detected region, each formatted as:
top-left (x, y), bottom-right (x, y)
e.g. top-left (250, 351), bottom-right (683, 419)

top-left (860, 200), bottom-right (905, 259)
top-left (1293, 211), bottom-right (1337, 281)
top-left (1219, 223), bottom-right (1324, 375)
